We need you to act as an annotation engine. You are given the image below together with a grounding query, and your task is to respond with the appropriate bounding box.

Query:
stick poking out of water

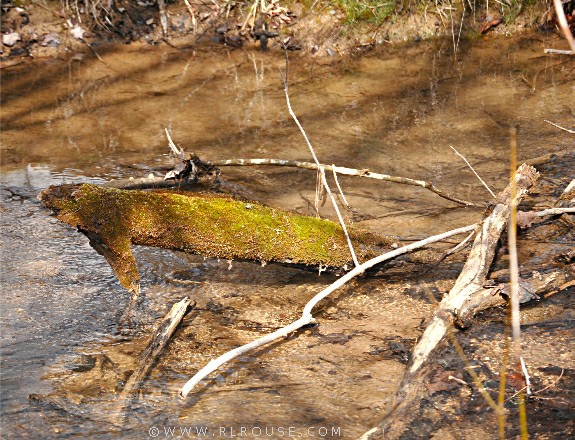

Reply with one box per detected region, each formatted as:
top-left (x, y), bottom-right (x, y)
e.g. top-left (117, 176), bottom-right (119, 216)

top-left (115, 297), bottom-right (193, 422)
top-left (279, 54), bottom-right (359, 267)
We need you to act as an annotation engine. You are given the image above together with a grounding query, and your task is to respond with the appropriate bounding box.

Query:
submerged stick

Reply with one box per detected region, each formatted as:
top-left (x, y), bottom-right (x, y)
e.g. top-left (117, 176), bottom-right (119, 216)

top-left (361, 163), bottom-right (539, 440)
top-left (332, 165), bottom-right (351, 209)
top-left (115, 297), bottom-right (192, 421)
top-left (124, 297), bottom-right (192, 395)
top-left (178, 223), bottom-right (478, 398)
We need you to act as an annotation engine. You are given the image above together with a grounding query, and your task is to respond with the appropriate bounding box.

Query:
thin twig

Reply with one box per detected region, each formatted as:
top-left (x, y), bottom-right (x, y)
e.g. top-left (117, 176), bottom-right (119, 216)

top-left (279, 55), bottom-right (359, 267)
top-left (544, 48), bottom-right (575, 55)
top-left (520, 356), bottom-right (532, 395)
top-left (447, 375), bottom-right (468, 386)
top-left (314, 169), bottom-right (324, 216)
top-left (508, 131), bottom-right (522, 348)
top-left (210, 158), bottom-right (479, 207)
top-left (332, 165), bottom-right (351, 209)
top-left (508, 127), bottom-right (529, 440)
top-left (80, 38), bottom-right (106, 63)
top-left (178, 223), bottom-right (478, 398)
top-left (445, 229), bottom-right (476, 255)
top-left (544, 119), bottom-right (575, 134)
top-left (450, 146), bottom-right (496, 199)
top-left (183, 0), bottom-right (197, 28)
top-left (498, 318), bottom-right (510, 440)
top-left (165, 128), bottom-right (185, 158)
top-left (528, 207), bottom-right (575, 217)
top-left (532, 368), bottom-right (564, 395)
top-left (439, 317), bottom-right (499, 413)
top-left (157, 0), bottom-right (169, 38)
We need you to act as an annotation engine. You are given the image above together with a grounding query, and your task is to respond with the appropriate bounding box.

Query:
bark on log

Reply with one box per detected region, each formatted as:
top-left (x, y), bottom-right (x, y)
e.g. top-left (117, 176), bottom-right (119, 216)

top-left (360, 163), bottom-right (539, 440)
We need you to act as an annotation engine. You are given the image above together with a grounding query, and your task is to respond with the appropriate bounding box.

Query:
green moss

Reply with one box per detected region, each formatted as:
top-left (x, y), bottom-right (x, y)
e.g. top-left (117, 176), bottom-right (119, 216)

top-left (336, 0), bottom-right (400, 25)
top-left (501, 0), bottom-right (523, 24)
top-left (40, 184), bottom-right (391, 292)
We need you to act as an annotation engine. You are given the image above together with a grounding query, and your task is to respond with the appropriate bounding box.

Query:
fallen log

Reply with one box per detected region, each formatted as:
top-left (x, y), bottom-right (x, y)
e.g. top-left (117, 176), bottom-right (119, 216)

top-left (38, 183), bottom-right (394, 295)
top-left (360, 163), bottom-right (540, 440)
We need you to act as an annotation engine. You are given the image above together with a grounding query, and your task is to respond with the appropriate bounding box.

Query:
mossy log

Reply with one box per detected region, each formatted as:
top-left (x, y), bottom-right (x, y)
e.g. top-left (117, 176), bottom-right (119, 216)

top-left (40, 184), bottom-right (393, 293)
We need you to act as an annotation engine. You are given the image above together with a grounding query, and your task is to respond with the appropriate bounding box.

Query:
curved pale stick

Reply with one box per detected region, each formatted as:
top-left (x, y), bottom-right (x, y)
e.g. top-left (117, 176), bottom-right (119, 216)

top-left (179, 223), bottom-right (478, 398)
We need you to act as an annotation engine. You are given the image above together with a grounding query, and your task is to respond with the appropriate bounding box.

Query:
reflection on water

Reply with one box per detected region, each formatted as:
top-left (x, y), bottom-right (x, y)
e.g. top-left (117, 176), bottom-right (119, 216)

top-left (1, 34), bottom-right (573, 438)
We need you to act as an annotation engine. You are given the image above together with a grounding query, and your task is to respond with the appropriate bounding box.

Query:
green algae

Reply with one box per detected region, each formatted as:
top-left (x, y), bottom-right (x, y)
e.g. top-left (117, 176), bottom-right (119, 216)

top-left (40, 183), bottom-right (392, 292)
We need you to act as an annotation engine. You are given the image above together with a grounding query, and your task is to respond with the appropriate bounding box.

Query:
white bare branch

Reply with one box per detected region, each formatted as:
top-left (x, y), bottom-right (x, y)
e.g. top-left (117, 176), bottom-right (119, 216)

top-left (178, 222), bottom-right (478, 398)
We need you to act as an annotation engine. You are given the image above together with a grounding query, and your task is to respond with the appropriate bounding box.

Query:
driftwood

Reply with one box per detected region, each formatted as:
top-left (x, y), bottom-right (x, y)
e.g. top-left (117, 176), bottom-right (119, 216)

top-left (114, 297), bottom-right (192, 422)
top-left (360, 163), bottom-right (540, 440)
top-left (38, 183), bottom-right (395, 294)
top-left (210, 158), bottom-right (479, 207)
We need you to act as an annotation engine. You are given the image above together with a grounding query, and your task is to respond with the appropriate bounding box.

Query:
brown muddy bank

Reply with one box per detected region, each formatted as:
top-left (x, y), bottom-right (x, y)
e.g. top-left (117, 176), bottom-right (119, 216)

top-left (1, 0), bottom-right (572, 65)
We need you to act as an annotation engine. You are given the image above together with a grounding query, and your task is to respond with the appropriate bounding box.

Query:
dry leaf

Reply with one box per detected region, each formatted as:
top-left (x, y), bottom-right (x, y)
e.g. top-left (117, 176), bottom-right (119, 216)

top-left (2, 32), bottom-right (21, 47)
top-left (517, 210), bottom-right (539, 228)
top-left (426, 370), bottom-right (464, 395)
top-left (70, 25), bottom-right (86, 40)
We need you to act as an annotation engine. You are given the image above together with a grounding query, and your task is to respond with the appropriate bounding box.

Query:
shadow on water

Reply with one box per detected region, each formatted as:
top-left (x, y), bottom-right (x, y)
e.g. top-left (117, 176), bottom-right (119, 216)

top-left (1, 34), bottom-right (573, 438)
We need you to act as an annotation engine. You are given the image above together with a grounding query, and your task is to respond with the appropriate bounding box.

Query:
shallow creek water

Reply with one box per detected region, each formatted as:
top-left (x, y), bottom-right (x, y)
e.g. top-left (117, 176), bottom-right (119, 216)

top-left (1, 34), bottom-right (574, 439)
